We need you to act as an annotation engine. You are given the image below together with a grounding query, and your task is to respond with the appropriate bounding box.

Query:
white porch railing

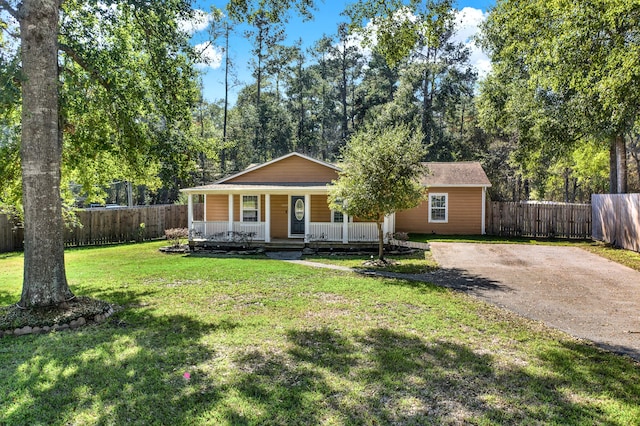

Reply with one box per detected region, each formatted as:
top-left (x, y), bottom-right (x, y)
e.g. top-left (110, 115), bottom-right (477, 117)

top-left (191, 221), bottom-right (265, 241)
top-left (348, 222), bottom-right (378, 242)
top-left (307, 222), bottom-right (379, 242)
top-left (192, 221), bottom-right (376, 243)
top-left (233, 222), bottom-right (265, 241)
top-left (308, 223), bottom-right (343, 241)
top-left (192, 221), bottom-right (228, 239)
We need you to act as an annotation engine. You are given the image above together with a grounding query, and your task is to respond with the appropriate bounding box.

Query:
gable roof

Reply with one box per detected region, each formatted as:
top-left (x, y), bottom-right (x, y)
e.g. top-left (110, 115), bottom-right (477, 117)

top-left (180, 154), bottom-right (490, 193)
top-left (216, 152), bottom-right (340, 184)
top-left (421, 162), bottom-right (491, 187)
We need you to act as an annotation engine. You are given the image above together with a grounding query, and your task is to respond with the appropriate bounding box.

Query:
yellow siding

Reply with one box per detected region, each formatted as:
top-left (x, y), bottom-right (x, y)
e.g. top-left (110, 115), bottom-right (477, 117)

top-left (395, 187), bottom-right (484, 235)
top-left (228, 155), bottom-right (339, 183)
top-left (270, 195), bottom-right (289, 238)
top-left (233, 195), bottom-right (240, 222)
top-left (311, 195), bottom-right (331, 222)
top-left (205, 194), bottom-right (228, 221)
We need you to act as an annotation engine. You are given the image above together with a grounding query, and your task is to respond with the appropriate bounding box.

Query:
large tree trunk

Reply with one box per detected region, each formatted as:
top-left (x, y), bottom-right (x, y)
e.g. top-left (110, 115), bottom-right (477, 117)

top-left (221, 23), bottom-right (229, 172)
top-left (18, 0), bottom-right (74, 308)
top-left (615, 134), bottom-right (627, 194)
top-left (609, 136), bottom-right (618, 193)
top-left (376, 220), bottom-right (384, 261)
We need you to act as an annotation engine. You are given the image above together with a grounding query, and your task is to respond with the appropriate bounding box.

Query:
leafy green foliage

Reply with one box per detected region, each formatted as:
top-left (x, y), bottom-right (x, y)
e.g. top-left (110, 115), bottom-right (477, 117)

top-left (59, 0), bottom-right (201, 202)
top-left (479, 0), bottom-right (640, 194)
top-left (329, 124), bottom-right (426, 222)
top-left (0, 0), bottom-right (202, 210)
top-left (329, 124), bottom-right (426, 259)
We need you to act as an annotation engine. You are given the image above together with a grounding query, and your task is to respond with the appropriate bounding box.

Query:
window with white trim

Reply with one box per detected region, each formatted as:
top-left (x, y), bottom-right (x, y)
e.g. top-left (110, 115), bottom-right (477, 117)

top-left (331, 197), bottom-right (349, 223)
top-left (241, 195), bottom-right (259, 222)
top-left (331, 210), bottom-right (352, 223)
top-left (428, 193), bottom-right (448, 223)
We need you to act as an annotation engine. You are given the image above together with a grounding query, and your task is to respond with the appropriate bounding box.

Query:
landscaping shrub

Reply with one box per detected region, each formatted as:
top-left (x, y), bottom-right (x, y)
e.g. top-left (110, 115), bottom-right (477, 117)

top-left (164, 227), bottom-right (188, 247)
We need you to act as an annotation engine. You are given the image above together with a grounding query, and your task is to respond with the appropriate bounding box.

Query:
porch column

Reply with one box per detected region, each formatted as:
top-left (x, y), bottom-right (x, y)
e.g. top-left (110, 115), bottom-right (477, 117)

top-left (265, 194), bottom-right (271, 242)
top-left (481, 187), bottom-right (487, 235)
top-left (187, 193), bottom-right (193, 235)
top-left (228, 194), bottom-right (234, 234)
top-left (342, 212), bottom-right (348, 244)
top-left (304, 194), bottom-right (311, 242)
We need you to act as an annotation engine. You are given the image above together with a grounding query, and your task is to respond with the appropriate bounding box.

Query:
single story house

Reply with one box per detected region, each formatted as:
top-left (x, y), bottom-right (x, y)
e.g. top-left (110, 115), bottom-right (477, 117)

top-left (181, 152), bottom-right (491, 245)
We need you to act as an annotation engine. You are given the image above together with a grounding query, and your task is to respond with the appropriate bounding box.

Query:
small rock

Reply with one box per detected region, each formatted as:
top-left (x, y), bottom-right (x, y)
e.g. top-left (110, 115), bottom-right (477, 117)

top-left (69, 319), bottom-right (78, 328)
top-left (32, 326), bottom-right (42, 334)
top-left (42, 326), bottom-right (50, 332)
top-left (59, 323), bottom-right (69, 330)
top-left (94, 314), bottom-right (103, 323)
top-left (15, 326), bottom-right (32, 336)
top-left (77, 317), bottom-right (86, 326)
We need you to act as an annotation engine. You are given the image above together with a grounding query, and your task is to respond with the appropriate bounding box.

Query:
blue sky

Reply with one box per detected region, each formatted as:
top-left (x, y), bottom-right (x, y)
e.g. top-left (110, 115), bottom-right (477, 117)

top-left (186, 0), bottom-right (496, 104)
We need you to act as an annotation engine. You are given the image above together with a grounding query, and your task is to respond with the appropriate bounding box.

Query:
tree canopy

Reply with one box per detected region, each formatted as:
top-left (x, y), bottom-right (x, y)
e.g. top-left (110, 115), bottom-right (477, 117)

top-left (0, 0), bottom-right (202, 307)
top-left (479, 0), bottom-right (640, 194)
top-left (328, 124), bottom-right (426, 260)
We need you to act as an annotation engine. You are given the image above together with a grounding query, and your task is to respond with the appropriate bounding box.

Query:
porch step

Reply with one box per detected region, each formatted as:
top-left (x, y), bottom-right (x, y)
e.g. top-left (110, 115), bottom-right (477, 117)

top-left (264, 241), bottom-right (306, 251)
top-left (266, 251), bottom-right (303, 260)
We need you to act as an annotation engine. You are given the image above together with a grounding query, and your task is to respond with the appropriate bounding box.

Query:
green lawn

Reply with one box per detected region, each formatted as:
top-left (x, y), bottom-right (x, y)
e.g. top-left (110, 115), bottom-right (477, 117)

top-left (1, 242), bottom-right (639, 425)
top-left (302, 249), bottom-right (438, 274)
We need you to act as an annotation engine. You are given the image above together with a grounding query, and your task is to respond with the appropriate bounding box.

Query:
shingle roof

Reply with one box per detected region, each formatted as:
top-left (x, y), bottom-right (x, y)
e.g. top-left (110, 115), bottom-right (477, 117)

top-left (180, 155), bottom-right (491, 193)
top-left (420, 162), bottom-right (491, 187)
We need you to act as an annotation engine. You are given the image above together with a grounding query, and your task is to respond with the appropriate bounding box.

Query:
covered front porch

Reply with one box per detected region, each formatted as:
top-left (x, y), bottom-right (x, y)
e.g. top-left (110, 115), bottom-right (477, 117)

top-left (185, 189), bottom-right (392, 244)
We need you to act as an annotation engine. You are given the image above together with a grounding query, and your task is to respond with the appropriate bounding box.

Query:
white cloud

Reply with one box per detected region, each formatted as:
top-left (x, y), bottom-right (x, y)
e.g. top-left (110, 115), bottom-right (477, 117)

top-left (0, 10), bottom-right (20, 60)
top-left (179, 9), bottom-right (213, 35)
top-left (194, 42), bottom-right (222, 69)
top-left (453, 7), bottom-right (491, 78)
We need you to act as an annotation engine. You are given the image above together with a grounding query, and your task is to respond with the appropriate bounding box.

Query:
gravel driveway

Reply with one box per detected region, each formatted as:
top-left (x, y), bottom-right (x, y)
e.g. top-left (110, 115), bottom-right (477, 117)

top-left (428, 242), bottom-right (640, 360)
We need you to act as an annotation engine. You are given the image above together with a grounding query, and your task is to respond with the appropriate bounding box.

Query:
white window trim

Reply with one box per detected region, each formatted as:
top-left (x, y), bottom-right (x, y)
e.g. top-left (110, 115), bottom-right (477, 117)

top-left (428, 193), bottom-right (448, 223)
top-left (240, 194), bottom-right (260, 222)
top-left (331, 210), bottom-right (352, 223)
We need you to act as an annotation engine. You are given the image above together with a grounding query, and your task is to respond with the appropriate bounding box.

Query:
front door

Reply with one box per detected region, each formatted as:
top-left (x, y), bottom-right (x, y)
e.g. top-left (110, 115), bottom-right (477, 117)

top-left (290, 196), bottom-right (305, 236)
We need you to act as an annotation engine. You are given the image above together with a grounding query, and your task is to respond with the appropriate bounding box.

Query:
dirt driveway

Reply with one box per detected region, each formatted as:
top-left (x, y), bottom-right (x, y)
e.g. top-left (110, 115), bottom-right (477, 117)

top-left (428, 243), bottom-right (640, 360)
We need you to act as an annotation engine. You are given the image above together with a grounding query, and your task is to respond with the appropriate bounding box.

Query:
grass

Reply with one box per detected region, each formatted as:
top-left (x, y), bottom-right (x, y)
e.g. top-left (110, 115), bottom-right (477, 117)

top-left (302, 249), bottom-right (438, 274)
top-left (0, 241), bottom-right (639, 425)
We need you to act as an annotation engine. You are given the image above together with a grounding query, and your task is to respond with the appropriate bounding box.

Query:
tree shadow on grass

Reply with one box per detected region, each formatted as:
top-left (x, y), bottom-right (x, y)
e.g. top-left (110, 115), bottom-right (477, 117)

top-left (2, 319), bottom-right (639, 424)
top-left (359, 267), bottom-right (509, 295)
top-left (0, 312), bottom-right (240, 426)
top-left (226, 327), bottom-right (640, 424)
top-left (0, 289), bottom-right (18, 306)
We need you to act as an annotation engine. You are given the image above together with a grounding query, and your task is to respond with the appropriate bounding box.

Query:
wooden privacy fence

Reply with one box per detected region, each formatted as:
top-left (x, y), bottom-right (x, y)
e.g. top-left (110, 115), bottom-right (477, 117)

top-left (486, 201), bottom-right (592, 239)
top-left (0, 204), bottom-right (204, 253)
top-left (0, 214), bottom-right (24, 252)
top-left (592, 194), bottom-right (640, 252)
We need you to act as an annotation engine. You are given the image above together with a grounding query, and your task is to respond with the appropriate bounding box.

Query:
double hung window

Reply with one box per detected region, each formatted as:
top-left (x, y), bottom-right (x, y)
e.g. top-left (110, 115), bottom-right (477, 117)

top-left (242, 195), bottom-right (259, 222)
top-left (428, 193), bottom-right (448, 223)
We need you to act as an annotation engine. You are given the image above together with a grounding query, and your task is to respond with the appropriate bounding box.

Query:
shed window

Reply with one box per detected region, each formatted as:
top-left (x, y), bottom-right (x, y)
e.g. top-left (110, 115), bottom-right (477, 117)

top-left (428, 193), bottom-right (448, 223)
top-left (242, 195), bottom-right (259, 222)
